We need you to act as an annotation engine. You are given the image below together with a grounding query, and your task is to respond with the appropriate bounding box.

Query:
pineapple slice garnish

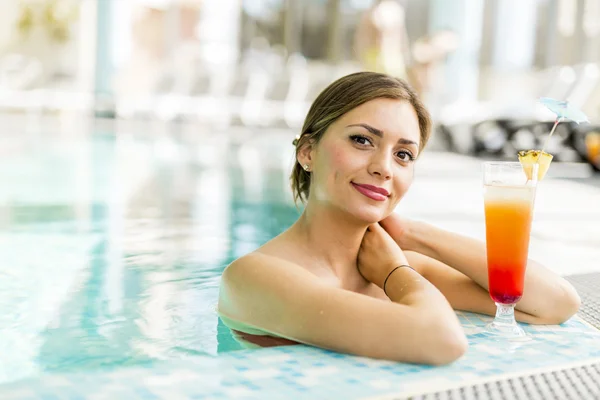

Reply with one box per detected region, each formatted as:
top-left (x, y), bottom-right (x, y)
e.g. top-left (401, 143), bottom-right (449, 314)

top-left (518, 150), bottom-right (553, 181)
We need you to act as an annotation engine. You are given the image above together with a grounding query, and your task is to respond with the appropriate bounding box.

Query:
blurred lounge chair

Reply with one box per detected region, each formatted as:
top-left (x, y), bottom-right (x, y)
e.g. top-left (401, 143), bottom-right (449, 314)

top-left (439, 63), bottom-right (599, 164)
top-left (0, 53), bottom-right (93, 114)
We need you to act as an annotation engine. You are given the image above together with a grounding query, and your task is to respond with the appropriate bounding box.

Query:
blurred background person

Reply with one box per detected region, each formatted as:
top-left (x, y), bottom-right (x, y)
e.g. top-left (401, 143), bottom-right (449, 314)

top-left (410, 28), bottom-right (460, 99)
top-left (354, 0), bottom-right (411, 80)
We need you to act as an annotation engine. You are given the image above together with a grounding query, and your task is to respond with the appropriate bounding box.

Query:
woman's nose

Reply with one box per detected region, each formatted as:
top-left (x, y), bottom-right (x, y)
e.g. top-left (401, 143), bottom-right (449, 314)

top-left (368, 153), bottom-right (392, 180)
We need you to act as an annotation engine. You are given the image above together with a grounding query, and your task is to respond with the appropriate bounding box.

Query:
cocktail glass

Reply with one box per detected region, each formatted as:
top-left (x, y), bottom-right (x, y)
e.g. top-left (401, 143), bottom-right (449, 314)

top-left (482, 161), bottom-right (538, 340)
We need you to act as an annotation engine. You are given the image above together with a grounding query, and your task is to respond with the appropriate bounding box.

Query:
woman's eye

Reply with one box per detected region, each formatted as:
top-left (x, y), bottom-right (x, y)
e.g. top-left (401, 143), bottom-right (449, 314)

top-left (397, 150), bottom-right (415, 161)
top-left (350, 135), bottom-right (372, 146)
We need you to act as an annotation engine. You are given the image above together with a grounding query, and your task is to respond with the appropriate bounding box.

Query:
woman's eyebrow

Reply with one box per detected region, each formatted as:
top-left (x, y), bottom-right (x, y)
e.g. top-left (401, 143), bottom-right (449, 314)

top-left (346, 123), bottom-right (383, 137)
top-left (346, 123), bottom-right (418, 147)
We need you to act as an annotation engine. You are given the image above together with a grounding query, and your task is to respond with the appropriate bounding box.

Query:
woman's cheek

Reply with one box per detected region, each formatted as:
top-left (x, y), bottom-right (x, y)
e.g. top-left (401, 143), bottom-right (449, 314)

top-left (395, 170), bottom-right (414, 199)
top-left (329, 146), bottom-right (353, 168)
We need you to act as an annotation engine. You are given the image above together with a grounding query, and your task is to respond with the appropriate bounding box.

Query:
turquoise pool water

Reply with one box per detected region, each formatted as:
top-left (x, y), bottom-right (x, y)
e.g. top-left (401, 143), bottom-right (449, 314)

top-left (0, 121), bottom-right (300, 384)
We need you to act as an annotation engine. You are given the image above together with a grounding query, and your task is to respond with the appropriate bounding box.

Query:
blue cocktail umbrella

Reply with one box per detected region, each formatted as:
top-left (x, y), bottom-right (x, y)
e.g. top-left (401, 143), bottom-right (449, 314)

top-left (539, 97), bottom-right (589, 123)
top-left (539, 97), bottom-right (589, 152)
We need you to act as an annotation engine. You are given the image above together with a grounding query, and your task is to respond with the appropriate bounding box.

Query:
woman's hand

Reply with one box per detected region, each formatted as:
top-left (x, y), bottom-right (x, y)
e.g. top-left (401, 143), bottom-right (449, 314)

top-left (379, 213), bottom-right (414, 251)
top-left (358, 223), bottom-right (410, 288)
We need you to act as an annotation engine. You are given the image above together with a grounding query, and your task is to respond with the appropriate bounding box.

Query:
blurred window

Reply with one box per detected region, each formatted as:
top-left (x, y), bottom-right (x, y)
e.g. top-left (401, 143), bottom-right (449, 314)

top-left (583, 0), bottom-right (600, 37)
top-left (558, 0), bottom-right (577, 36)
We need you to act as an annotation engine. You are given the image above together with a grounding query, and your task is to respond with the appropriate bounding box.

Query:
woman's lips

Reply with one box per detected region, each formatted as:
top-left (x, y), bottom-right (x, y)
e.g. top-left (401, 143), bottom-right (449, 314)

top-left (351, 182), bottom-right (389, 201)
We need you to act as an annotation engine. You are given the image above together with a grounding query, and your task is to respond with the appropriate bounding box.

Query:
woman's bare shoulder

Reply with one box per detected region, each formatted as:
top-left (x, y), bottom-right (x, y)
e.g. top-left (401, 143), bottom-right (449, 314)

top-left (254, 231), bottom-right (304, 261)
top-left (217, 250), bottom-right (322, 336)
top-left (225, 251), bottom-right (295, 271)
top-left (221, 249), bottom-right (315, 288)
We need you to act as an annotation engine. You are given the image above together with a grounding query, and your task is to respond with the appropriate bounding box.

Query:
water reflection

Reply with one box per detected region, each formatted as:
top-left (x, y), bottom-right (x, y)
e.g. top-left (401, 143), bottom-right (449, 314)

top-left (0, 121), bottom-right (299, 383)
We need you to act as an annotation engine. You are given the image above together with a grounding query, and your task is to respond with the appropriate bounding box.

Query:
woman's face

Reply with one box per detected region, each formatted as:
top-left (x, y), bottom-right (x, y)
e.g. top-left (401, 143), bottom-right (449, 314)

top-left (300, 98), bottom-right (421, 223)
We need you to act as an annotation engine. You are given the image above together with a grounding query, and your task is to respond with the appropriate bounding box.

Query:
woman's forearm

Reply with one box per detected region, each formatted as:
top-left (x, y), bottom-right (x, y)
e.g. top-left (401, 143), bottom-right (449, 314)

top-left (384, 266), bottom-right (451, 307)
top-left (403, 220), bottom-right (581, 322)
top-left (405, 221), bottom-right (490, 289)
top-left (384, 267), bottom-right (464, 339)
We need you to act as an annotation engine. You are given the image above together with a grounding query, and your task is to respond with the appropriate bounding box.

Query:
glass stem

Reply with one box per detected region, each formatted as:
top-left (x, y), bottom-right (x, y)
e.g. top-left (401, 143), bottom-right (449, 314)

top-left (494, 303), bottom-right (517, 327)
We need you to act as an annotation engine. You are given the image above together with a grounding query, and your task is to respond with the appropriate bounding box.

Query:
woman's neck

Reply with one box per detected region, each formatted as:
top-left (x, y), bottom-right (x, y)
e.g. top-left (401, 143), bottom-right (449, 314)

top-left (290, 202), bottom-right (368, 281)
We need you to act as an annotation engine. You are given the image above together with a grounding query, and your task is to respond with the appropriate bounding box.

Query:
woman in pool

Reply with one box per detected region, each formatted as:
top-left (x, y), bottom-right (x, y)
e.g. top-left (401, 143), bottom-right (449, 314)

top-left (218, 72), bottom-right (581, 365)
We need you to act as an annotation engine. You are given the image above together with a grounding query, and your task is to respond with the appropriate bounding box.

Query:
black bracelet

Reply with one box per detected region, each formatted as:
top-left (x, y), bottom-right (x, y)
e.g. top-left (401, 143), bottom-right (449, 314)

top-left (383, 265), bottom-right (415, 297)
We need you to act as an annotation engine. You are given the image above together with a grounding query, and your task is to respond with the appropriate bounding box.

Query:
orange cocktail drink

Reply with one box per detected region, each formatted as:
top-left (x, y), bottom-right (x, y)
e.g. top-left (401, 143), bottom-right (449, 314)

top-left (484, 183), bottom-right (535, 304)
top-left (482, 161), bottom-right (538, 340)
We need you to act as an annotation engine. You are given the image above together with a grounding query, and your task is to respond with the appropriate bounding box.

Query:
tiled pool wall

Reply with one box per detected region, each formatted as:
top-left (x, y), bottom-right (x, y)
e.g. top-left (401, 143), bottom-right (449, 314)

top-left (2, 312), bottom-right (600, 399)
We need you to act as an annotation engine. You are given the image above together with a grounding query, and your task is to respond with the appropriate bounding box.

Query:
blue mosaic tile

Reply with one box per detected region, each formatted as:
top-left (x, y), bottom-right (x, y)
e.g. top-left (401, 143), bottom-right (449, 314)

top-left (1, 312), bottom-right (600, 399)
top-left (129, 387), bottom-right (159, 399)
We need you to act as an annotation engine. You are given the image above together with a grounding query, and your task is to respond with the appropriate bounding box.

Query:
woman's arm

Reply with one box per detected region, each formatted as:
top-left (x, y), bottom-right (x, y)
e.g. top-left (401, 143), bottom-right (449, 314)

top-left (403, 251), bottom-right (545, 324)
top-left (381, 215), bottom-right (581, 324)
top-left (218, 252), bottom-right (467, 365)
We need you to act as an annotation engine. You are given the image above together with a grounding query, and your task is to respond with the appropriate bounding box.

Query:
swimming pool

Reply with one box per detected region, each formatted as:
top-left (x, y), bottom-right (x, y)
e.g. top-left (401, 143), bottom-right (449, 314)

top-left (0, 117), bottom-right (301, 384)
top-left (5, 117), bottom-right (600, 399)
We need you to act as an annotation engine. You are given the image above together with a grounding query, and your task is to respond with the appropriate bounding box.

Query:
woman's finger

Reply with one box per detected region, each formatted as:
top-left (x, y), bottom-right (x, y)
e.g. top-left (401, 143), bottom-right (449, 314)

top-left (369, 223), bottom-right (385, 234)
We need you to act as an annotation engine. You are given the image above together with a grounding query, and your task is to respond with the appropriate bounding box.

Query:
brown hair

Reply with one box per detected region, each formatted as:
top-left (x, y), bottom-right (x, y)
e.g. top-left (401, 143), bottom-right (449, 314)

top-left (290, 71), bottom-right (432, 204)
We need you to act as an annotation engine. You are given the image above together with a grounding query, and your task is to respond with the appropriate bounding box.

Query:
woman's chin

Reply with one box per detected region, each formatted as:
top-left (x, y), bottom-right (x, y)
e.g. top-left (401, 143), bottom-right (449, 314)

top-left (347, 204), bottom-right (389, 224)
